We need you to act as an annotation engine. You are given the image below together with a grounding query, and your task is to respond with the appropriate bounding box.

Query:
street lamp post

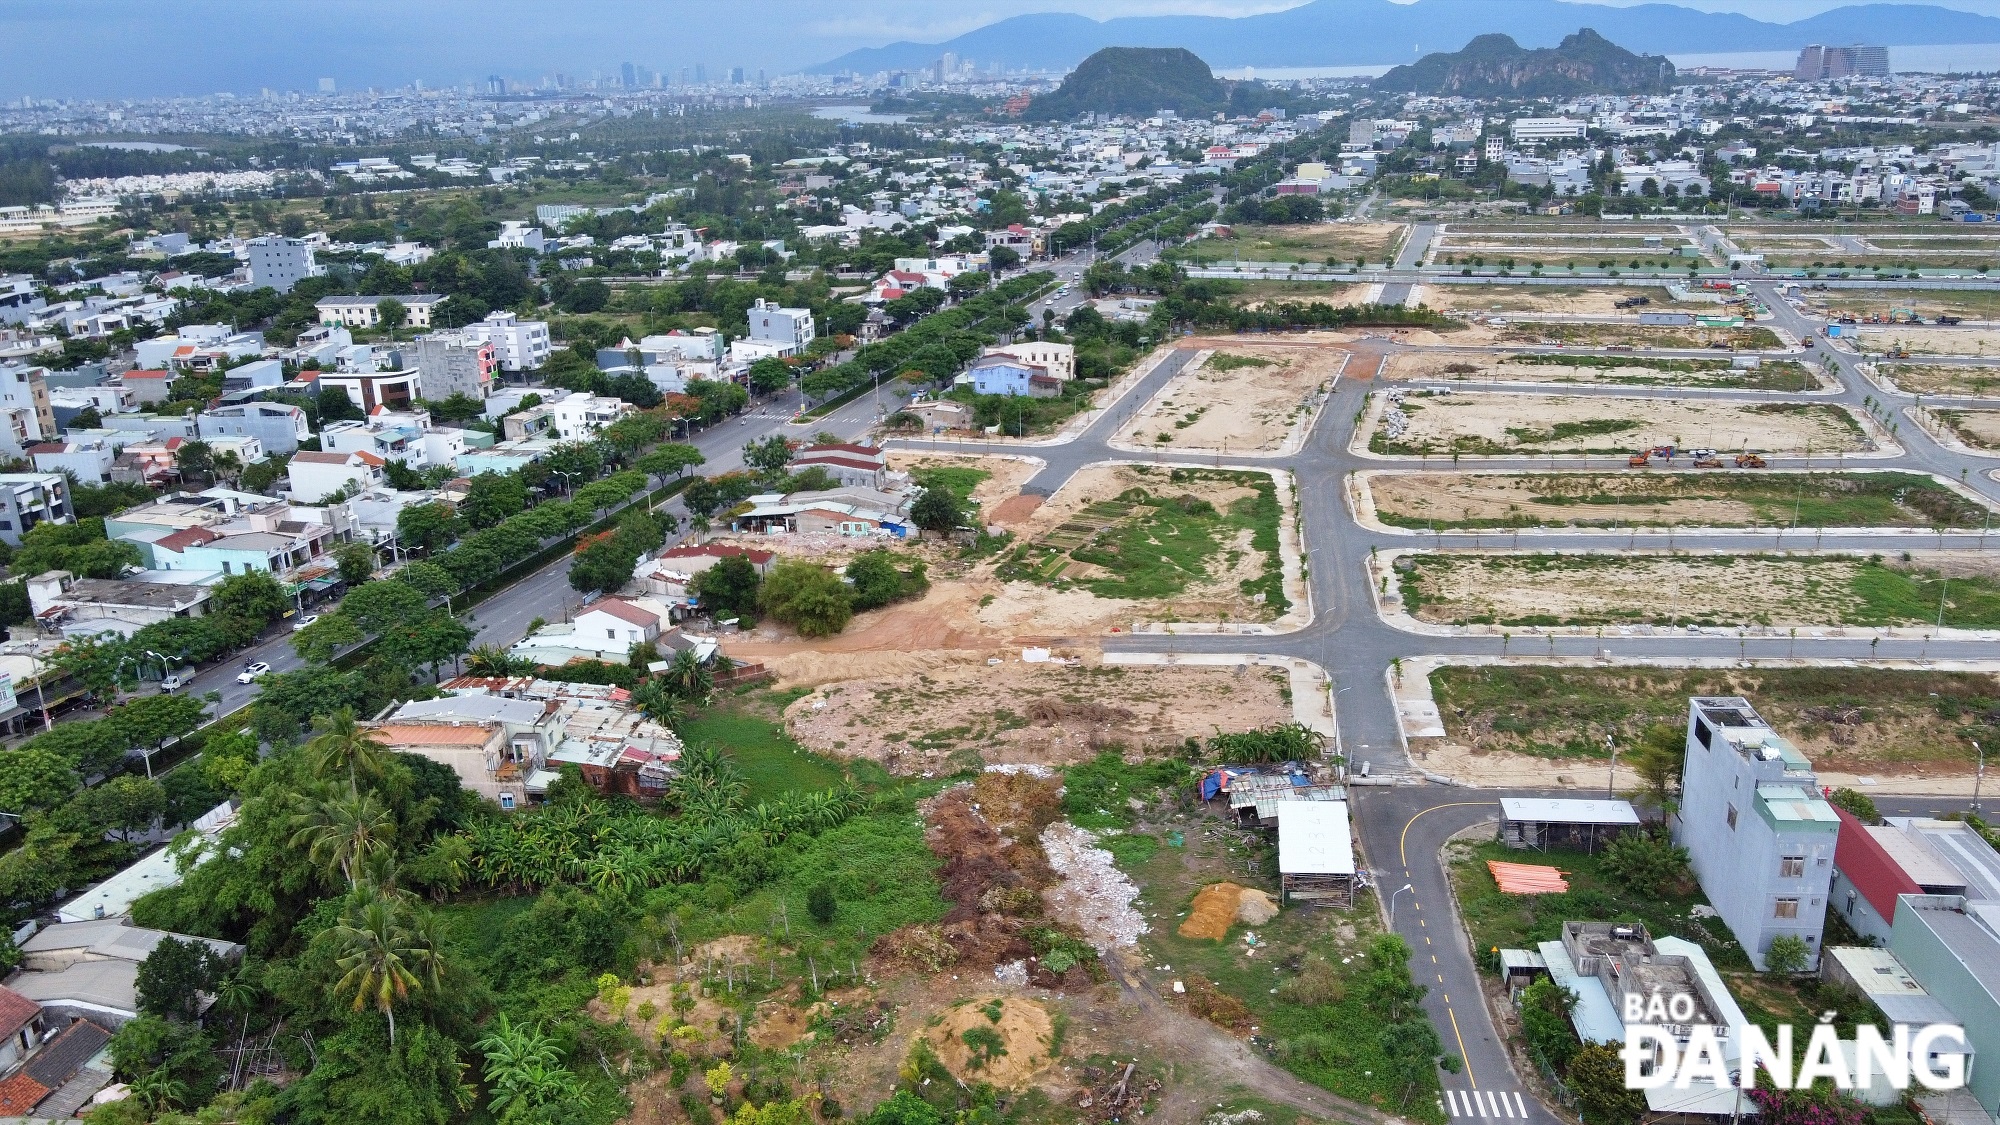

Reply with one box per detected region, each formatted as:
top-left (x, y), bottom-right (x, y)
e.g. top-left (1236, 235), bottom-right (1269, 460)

top-left (1388, 883), bottom-right (1414, 929)
top-left (1972, 740), bottom-right (1985, 814)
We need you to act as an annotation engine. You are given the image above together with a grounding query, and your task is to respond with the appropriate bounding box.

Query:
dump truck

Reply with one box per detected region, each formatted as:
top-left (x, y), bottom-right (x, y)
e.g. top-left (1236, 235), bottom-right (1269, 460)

top-left (1735, 453), bottom-right (1767, 468)
top-left (1938, 315), bottom-right (1964, 325)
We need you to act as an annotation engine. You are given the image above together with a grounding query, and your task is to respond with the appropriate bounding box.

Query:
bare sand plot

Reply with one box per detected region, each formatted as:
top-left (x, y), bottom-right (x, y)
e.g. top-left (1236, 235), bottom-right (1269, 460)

top-left (1936, 409), bottom-right (2000, 450)
top-left (1415, 284), bottom-right (1710, 316)
top-left (1384, 350), bottom-right (1820, 391)
top-left (1369, 392), bottom-right (1873, 457)
top-left (1361, 469), bottom-right (1990, 530)
top-left (1201, 221), bottom-right (1406, 264)
top-left (1227, 280), bottom-right (1368, 310)
top-left (1873, 363), bottom-right (2000, 398)
top-left (1808, 289), bottom-right (2000, 322)
top-left (886, 453), bottom-right (1039, 511)
top-left (783, 658), bottom-right (1294, 772)
top-left (1394, 550), bottom-right (2000, 628)
top-left (1852, 326), bottom-right (2000, 357)
top-left (1121, 346), bottom-right (1338, 452)
top-left (1488, 321), bottom-right (1784, 350)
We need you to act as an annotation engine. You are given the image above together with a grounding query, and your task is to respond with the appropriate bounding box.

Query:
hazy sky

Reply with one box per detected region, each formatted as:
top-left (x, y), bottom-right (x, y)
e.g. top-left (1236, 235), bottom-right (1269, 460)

top-left (6, 0), bottom-right (2000, 100)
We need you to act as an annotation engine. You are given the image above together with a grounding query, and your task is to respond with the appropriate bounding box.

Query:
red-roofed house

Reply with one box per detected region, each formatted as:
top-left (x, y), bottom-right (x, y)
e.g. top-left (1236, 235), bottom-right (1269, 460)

top-left (119, 368), bottom-right (176, 406)
top-left (636, 543), bottom-right (777, 604)
top-left (0, 986), bottom-right (45, 1073)
top-left (869, 270), bottom-right (936, 303)
top-left (574, 598), bottom-right (665, 649)
top-left (790, 443), bottom-right (886, 489)
top-left (1830, 806), bottom-right (1973, 942)
top-left (0, 1072), bottom-right (48, 1116)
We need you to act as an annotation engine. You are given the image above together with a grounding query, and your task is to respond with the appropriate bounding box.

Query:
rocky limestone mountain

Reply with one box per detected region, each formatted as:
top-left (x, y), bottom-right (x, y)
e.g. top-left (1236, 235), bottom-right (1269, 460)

top-left (1373, 28), bottom-right (1675, 97)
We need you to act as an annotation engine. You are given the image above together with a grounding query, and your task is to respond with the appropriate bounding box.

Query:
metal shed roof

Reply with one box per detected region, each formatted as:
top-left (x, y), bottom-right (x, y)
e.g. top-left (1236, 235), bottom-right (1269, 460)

top-left (1275, 800), bottom-right (1354, 877)
top-left (1497, 798), bottom-right (1641, 826)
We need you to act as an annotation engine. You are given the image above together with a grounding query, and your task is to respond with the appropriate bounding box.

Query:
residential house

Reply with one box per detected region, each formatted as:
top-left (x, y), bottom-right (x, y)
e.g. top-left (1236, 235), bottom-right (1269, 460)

top-left (311, 366), bottom-right (423, 413)
top-left (24, 571), bottom-right (212, 640)
top-left (291, 323), bottom-right (354, 368)
top-left (322, 408), bottom-right (463, 471)
top-left (967, 352), bottom-right (1062, 398)
top-left (12, 917), bottom-right (241, 1028)
top-left (288, 450), bottom-right (386, 503)
top-left (546, 391), bottom-right (634, 439)
top-left (0, 1015), bottom-right (114, 1116)
top-left (462, 311), bottom-right (551, 372)
top-left (0, 364), bottom-right (54, 458)
top-left (0, 474), bottom-right (69, 547)
top-left (28, 438), bottom-right (116, 485)
top-left (411, 330), bottom-right (497, 401)
top-left (1673, 696), bottom-right (1840, 970)
top-left (634, 543), bottom-right (776, 606)
top-left (735, 486), bottom-right (912, 537)
top-left (435, 675), bottom-right (686, 801)
top-left (379, 694), bottom-right (565, 809)
top-left (314, 294), bottom-right (447, 329)
top-left (455, 439), bottom-right (555, 477)
top-left (501, 407), bottom-right (554, 441)
top-left (789, 443), bottom-right (888, 489)
top-left (1831, 809), bottom-right (1999, 943)
top-left (746, 298), bottom-right (814, 355)
top-left (197, 401), bottom-right (310, 456)
top-left (1890, 896), bottom-right (2000, 1121)
top-left (487, 221), bottom-right (545, 253)
top-left (245, 235), bottom-right (320, 293)
top-left (116, 368), bottom-right (175, 406)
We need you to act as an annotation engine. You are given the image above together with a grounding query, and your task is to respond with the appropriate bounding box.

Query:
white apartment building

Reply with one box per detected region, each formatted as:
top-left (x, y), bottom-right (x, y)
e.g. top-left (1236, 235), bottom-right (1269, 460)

top-left (746, 298), bottom-right (814, 356)
top-left (463, 312), bottom-right (551, 372)
top-left (0, 473), bottom-right (71, 546)
top-left (314, 294), bottom-right (447, 330)
top-left (546, 391), bottom-right (635, 439)
top-left (487, 222), bottom-right (545, 253)
top-left (0, 363), bottom-right (53, 461)
top-left (985, 341), bottom-right (1075, 383)
top-left (1510, 117), bottom-right (1589, 144)
top-left (245, 236), bottom-right (321, 294)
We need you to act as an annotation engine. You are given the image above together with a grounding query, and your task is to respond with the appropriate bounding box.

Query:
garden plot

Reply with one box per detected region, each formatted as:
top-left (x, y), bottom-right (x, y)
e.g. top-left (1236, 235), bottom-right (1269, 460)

top-left (1393, 550), bottom-right (2000, 629)
top-left (784, 658), bottom-right (1293, 773)
top-left (1367, 392), bottom-right (1872, 457)
top-left (1120, 346), bottom-right (1337, 452)
top-left (1935, 409), bottom-right (2000, 450)
top-left (1362, 469), bottom-right (1992, 531)
top-left (1424, 662), bottom-right (1999, 780)
top-left (1385, 349), bottom-right (1820, 392)
top-left (1872, 363), bottom-right (2000, 398)
top-left (1415, 284), bottom-right (1711, 317)
top-left (1851, 325), bottom-right (2000, 357)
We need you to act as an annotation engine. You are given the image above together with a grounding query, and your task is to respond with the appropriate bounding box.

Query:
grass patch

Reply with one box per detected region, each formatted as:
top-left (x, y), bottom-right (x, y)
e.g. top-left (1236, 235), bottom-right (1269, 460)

top-left (909, 465), bottom-right (991, 505)
top-left (1371, 470), bottom-right (1989, 530)
top-left (1207, 353), bottom-right (1277, 372)
top-left (1501, 354), bottom-right (1818, 392)
top-left (1429, 663), bottom-right (1997, 771)
top-left (999, 467), bottom-right (1289, 617)
top-left (1881, 365), bottom-right (2000, 398)
top-left (1496, 322), bottom-right (1784, 350)
top-left (677, 694), bottom-right (850, 801)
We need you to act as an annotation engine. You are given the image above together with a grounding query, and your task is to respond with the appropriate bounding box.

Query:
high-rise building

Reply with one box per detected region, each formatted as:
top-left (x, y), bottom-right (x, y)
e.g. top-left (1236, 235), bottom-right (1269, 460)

top-left (729, 66), bottom-right (745, 85)
top-left (486, 75), bottom-right (505, 95)
top-left (1794, 43), bottom-right (1891, 80)
top-left (246, 236), bottom-right (320, 295)
top-left (621, 61), bottom-right (637, 88)
top-left (317, 77), bottom-right (336, 94)
top-left (694, 63), bottom-right (706, 84)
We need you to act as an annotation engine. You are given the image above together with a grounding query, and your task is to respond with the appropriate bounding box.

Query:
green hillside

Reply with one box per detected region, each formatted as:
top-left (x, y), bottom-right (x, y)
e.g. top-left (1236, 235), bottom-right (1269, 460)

top-left (1025, 46), bottom-right (1225, 120)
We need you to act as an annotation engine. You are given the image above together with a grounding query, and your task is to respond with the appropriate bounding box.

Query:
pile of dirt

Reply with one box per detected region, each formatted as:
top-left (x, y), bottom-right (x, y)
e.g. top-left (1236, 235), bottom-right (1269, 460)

top-left (1179, 884), bottom-right (1244, 941)
top-left (1040, 823), bottom-right (1148, 951)
top-left (921, 997), bottom-right (1057, 1089)
top-left (1236, 888), bottom-right (1279, 925)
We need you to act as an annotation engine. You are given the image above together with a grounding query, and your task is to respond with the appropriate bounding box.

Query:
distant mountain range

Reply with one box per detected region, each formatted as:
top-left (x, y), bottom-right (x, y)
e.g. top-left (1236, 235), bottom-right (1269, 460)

top-left (808, 1), bottom-right (2000, 74)
top-left (1023, 48), bottom-right (1225, 120)
top-left (1375, 29), bottom-right (1675, 97)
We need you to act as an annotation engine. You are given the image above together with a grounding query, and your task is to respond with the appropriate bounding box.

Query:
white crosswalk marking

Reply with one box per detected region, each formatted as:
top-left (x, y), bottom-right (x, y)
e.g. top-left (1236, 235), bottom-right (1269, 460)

top-left (1475, 1091), bottom-right (1489, 1117)
top-left (1499, 1090), bottom-right (1514, 1118)
top-left (1447, 1091), bottom-right (1460, 1117)
top-left (1516, 1093), bottom-right (1530, 1117)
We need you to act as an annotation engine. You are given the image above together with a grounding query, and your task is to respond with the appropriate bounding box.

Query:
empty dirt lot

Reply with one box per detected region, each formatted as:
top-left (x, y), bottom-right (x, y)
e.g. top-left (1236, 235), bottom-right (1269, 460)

top-left (1873, 363), bottom-right (2000, 398)
top-left (1384, 350), bottom-right (1821, 391)
top-left (1121, 345), bottom-right (1339, 452)
top-left (1394, 550), bottom-right (2000, 628)
top-left (1369, 392), bottom-right (1874, 456)
top-left (1413, 284), bottom-right (1711, 317)
top-left (1852, 326), bottom-right (2000, 357)
top-left (783, 657), bottom-right (1294, 772)
top-left (1936, 409), bottom-right (2000, 450)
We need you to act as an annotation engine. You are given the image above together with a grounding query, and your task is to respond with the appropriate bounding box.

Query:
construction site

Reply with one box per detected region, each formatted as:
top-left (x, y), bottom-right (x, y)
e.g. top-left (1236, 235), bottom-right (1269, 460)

top-left (1365, 389), bottom-right (1877, 458)
top-left (1116, 345), bottom-right (1339, 454)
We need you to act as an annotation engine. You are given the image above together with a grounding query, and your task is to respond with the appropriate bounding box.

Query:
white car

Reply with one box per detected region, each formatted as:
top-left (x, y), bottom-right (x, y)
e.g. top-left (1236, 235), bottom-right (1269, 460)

top-left (236, 661), bottom-right (271, 684)
top-left (292, 614), bottom-right (321, 632)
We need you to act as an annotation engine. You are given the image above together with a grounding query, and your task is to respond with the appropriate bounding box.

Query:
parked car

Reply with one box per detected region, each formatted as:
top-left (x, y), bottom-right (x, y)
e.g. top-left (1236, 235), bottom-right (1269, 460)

top-left (292, 614), bottom-right (321, 632)
top-left (237, 661), bottom-right (271, 684)
top-left (160, 674), bottom-right (185, 693)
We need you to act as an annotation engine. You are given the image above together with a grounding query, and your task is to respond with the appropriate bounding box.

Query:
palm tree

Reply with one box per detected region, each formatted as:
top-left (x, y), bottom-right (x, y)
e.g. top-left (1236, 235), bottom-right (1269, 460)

top-left (291, 788), bottom-right (397, 887)
top-left (212, 449), bottom-right (244, 488)
top-left (465, 645), bottom-right (535, 677)
top-left (663, 648), bottom-right (714, 700)
top-left (306, 708), bottom-right (389, 788)
top-left (631, 681), bottom-right (685, 729)
top-left (329, 888), bottom-right (435, 1045)
top-left (133, 1068), bottom-right (188, 1114)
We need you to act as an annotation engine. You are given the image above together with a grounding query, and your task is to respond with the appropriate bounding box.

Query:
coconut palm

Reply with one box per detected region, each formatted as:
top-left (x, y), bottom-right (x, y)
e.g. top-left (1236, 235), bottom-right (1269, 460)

top-left (306, 708), bottom-right (389, 788)
top-left (465, 645), bottom-right (536, 677)
top-left (662, 647), bottom-right (714, 700)
top-left (631, 680), bottom-right (685, 729)
top-left (291, 787), bottom-right (397, 887)
top-left (329, 888), bottom-right (435, 1045)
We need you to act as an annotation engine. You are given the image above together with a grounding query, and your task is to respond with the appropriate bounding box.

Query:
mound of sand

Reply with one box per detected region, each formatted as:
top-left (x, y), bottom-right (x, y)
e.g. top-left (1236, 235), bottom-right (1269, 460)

top-left (1179, 883), bottom-right (1243, 941)
top-left (1236, 888), bottom-right (1279, 925)
top-left (922, 997), bottom-right (1056, 1088)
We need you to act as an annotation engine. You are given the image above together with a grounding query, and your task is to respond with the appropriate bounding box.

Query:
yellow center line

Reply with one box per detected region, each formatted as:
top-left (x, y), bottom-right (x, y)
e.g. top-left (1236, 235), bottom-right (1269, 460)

top-left (1448, 1007), bottom-right (1478, 1087)
top-left (1398, 801), bottom-right (1491, 867)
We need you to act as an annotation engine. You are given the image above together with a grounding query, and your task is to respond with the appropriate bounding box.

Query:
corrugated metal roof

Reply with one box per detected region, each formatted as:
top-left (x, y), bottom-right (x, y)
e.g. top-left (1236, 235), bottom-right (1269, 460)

top-left (1539, 940), bottom-right (1623, 1045)
top-left (1498, 798), bottom-right (1641, 826)
top-left (1274, 800), bottom-right (1353, 876)
top-left (1870, 826), bottom-right (1965, 890)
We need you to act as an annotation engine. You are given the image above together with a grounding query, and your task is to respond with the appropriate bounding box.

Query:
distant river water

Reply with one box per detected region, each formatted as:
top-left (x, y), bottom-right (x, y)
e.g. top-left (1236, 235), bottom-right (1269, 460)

top-left (810, 105), bottom-right (910, 124)
top-left (1213, 42), bottom-right (2000, 79)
